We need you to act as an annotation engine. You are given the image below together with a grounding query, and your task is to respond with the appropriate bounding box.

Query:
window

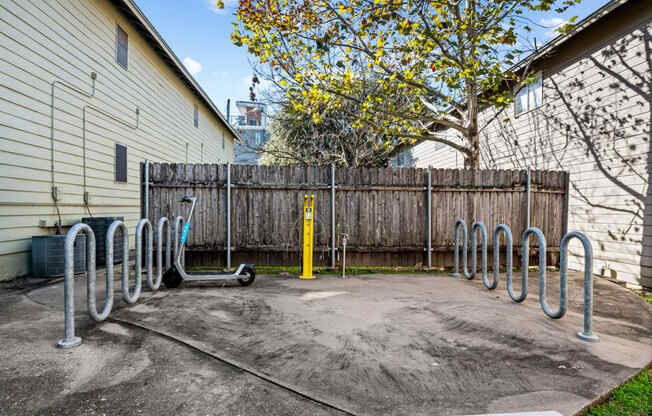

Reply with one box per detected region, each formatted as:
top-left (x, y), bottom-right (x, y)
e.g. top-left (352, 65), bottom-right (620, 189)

top-left (115, 144), bottom-right (127, 183)
top-left (116, 25), bottom-right (128, 70)
top-left (222, 132), bottom-right (225, 149)
top-left (515, 72), bottom-right (542, 116)
top-left (194, 104), bottom-right (198, 128)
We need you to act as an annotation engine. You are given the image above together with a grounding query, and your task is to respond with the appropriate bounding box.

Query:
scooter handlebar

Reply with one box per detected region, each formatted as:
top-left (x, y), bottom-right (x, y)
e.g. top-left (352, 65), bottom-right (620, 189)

top-left (181, 196), bottom-right (197, 203)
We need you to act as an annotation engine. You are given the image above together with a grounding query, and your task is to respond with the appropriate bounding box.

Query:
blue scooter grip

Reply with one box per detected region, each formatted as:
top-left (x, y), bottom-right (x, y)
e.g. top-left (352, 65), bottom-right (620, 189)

top-left (180, 222), bottom-right (190, 244)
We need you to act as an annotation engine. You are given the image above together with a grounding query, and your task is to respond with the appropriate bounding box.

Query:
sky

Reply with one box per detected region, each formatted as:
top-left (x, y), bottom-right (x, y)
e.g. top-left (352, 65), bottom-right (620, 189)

top-left (133, 0), bottom-right (612, 118)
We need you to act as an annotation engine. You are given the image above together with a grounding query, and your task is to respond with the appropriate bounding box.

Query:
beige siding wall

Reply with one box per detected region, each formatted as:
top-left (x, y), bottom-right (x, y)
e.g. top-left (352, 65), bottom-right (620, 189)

top-left (0, 0), bottom-right (236, 279)
top-left (409, 18), bottom-right (651, 285)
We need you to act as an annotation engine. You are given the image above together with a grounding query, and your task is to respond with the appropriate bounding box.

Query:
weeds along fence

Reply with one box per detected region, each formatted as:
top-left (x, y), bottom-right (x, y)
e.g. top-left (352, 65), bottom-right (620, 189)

top-left (142, 163), bottom-right (569, 269)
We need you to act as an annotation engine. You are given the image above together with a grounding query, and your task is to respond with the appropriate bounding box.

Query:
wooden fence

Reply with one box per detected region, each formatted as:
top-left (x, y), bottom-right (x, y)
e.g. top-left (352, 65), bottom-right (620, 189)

top-left (143, 163), bottom-right (569, 269)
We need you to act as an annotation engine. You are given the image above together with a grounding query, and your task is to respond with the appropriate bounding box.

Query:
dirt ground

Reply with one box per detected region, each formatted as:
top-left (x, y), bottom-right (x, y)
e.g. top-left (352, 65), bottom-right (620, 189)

top-left (0, 271), bottom-right (650, 416)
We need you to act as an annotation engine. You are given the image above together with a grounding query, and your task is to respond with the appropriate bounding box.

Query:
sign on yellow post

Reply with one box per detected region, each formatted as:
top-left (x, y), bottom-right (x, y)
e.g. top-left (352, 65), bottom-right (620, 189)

top-left (301, 194), bottom-right (315, 279)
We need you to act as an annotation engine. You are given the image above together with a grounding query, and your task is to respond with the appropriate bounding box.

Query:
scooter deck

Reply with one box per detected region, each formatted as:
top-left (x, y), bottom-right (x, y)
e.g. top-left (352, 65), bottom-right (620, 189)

top-left (179, 263), bottom-right (248, 281)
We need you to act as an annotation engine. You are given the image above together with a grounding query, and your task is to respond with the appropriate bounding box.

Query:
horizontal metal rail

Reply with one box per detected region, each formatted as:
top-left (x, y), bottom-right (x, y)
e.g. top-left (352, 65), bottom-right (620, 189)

top-left (58, 217), bottom-right (172, 349)
top-left (451, 219), bottom-right (598, 342)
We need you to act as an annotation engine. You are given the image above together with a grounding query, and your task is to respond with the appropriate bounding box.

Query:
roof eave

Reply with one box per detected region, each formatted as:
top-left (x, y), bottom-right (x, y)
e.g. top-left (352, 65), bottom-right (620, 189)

top-left (114, 0), bottom-right (243, 142)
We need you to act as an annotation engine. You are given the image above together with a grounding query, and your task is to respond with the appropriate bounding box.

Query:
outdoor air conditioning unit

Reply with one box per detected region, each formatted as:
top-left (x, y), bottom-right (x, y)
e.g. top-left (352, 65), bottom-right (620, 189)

top-left (31, 234), bottom-right (87, 277)
top-left (82, 217), bottom-right (125, 266)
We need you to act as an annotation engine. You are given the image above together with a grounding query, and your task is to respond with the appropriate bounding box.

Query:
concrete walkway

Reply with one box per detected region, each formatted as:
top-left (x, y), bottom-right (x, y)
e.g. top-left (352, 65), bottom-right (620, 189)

top-left (0, 271), bottom-right (650, 415)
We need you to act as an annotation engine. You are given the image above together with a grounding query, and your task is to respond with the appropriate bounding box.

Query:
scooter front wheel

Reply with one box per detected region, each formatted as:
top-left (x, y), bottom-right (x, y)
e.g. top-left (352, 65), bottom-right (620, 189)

top-left (237, 265), bottom-right (256, 286)
top-left (163, 266), bottom-right (183, 288)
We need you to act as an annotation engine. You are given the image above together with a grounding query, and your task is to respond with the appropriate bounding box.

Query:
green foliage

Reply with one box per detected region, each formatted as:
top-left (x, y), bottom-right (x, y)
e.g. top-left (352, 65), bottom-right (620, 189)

top-left (259, 85), bottom-right (409, 167)
top-left (229, 0), bottom-right (581, 167)
top-left (584, 370), bottom-right (651, 416)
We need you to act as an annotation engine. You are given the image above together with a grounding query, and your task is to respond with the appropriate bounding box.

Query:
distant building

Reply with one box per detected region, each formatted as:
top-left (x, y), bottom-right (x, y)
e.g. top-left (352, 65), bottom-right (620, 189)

top-left (231, 101), bottom-right (271, 164)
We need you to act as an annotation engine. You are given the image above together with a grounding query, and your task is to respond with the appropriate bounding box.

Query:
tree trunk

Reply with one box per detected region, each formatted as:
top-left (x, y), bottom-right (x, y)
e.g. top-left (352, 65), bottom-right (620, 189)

top-left (464, 132), bottom-right (481, 169)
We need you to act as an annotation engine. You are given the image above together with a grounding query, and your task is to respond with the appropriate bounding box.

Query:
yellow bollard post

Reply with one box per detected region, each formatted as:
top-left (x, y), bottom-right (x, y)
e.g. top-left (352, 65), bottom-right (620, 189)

top-left (301, 194), bottom-right (315, 279)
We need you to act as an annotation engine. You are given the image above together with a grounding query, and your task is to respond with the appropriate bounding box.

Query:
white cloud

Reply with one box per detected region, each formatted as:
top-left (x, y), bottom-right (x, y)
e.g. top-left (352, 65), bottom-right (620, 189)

top-left (540, 17), bottom-right (568, 38)
top-left (205, 0), bottom-right (238, 14)
top-left (183, 57), bottom-right (203, 75)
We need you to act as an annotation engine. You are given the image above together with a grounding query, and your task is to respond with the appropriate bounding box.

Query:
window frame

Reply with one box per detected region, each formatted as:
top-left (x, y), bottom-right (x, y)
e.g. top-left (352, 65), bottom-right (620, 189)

top-left (114, 143), bottom-right (128, 183)
top-left (115, 24), bottom-right (128, 70)
top-left (514, 72), bottom-right (543, 117)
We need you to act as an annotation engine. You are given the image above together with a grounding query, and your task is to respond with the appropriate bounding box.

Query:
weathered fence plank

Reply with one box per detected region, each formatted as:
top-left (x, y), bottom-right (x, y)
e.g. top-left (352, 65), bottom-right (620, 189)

top-left (147, 164), bottom-right (568, 269)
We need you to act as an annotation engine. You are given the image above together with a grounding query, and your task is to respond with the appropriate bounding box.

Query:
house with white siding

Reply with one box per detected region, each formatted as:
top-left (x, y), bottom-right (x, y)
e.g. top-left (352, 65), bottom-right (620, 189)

top-left (0, 0), bottom-right (240, 280)
top-left (397, 0), bottom-right (652, 289)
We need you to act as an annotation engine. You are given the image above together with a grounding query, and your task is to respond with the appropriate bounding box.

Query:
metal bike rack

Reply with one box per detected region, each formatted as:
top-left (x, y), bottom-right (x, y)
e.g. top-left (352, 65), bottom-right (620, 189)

top-left (450, 219), bottom-right (599, 342)
top-left (58, 217), bottom-right (172, 348)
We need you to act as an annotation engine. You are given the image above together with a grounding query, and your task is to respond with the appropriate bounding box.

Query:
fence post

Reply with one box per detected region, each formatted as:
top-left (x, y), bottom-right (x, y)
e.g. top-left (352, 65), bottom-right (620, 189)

top-left (330, 163), bottom-right (336, 269)
top-left (426, 167), bottom-right (432, 269)
top-left (226, 161), bottom-right (231, 270)
top-left (561, 171), bottom-right (570, 240)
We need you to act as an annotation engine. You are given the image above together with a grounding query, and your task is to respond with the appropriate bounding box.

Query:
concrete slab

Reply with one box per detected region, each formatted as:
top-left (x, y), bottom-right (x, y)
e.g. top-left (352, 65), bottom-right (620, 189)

top-left (0, 271), bottom-right (650, 416)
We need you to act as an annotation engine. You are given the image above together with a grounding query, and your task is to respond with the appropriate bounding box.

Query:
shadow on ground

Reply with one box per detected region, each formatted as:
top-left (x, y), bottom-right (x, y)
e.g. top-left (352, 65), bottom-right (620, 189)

top-left (0, 271), bottom-right (650, 416)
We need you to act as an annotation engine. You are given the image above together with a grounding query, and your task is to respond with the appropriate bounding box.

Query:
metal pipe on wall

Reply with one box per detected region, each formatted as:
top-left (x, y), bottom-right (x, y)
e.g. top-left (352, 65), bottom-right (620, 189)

top-left (50, 73), bottom-right (97, 202)
top-left (144, 160), bottom-right (149, 219)
top-left (526, 168), bottom-right (531, 228)
top-left (330, 163), bottom-right (336, 269)
top-left (226, 162), bottom-right (231, 270)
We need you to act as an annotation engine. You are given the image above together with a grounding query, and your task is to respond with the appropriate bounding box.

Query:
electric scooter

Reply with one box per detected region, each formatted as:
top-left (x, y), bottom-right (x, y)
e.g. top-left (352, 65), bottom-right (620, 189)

top-left (163, 196), bottom-right (255, 288)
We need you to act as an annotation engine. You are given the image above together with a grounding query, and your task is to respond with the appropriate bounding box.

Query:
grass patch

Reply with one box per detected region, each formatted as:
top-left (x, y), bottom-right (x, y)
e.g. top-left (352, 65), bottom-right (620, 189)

top-left (641, 293), bottom-right (652, 305)
top-left (190, 265), bottom-right (450, 275)
top-left (583, 369), bottom-right (651, 416)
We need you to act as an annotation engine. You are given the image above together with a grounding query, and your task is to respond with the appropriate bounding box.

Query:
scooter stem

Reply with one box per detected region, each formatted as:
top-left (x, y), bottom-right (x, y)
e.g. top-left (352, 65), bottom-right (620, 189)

top-left (175, 197), bottom-right (197, 267)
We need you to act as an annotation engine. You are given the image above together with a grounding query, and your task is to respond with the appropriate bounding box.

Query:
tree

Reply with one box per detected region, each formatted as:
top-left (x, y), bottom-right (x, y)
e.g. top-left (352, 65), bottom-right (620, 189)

top-left (260, 99), bottom-right (406, 167)
top-left (228, 0), bottom-right (580, 168)
top-left (257, 65), bottom-right (413, 166)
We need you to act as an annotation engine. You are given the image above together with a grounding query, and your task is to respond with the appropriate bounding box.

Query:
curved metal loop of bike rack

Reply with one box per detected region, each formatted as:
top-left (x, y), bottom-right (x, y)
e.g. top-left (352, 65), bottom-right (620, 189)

top-left (471, 221), bottom-right (487, 284)
top-left (58, 223), bottom-right (96, 349)
top-left (522, 227), bottom-right (551, 315)
top-left (451, 219), bottom-right (486, 281)
top-left (156, 217), bottom-right (172, 287)
top-left (490, 224), bottom-right (511, 291)
top-left (135, 218), bottom-right (154, 294)
top-left (451, 219), bottom-right (468, 278)
top-left (562, 231), bottom-right (599, 342)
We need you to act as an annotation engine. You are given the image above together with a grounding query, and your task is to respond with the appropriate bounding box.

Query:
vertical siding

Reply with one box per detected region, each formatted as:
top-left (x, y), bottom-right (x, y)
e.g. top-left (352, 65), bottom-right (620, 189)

top-left (0, 0), bottom-right (236, 279)
top-left (408, 18), bottom-right (652, 285)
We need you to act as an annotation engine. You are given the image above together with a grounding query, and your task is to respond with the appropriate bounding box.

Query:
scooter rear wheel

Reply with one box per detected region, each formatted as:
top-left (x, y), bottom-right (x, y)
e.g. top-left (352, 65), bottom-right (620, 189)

top-left (163, 266), bottom-right (183, 288)
top-left (237, 265), bottom-right (256, 286)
